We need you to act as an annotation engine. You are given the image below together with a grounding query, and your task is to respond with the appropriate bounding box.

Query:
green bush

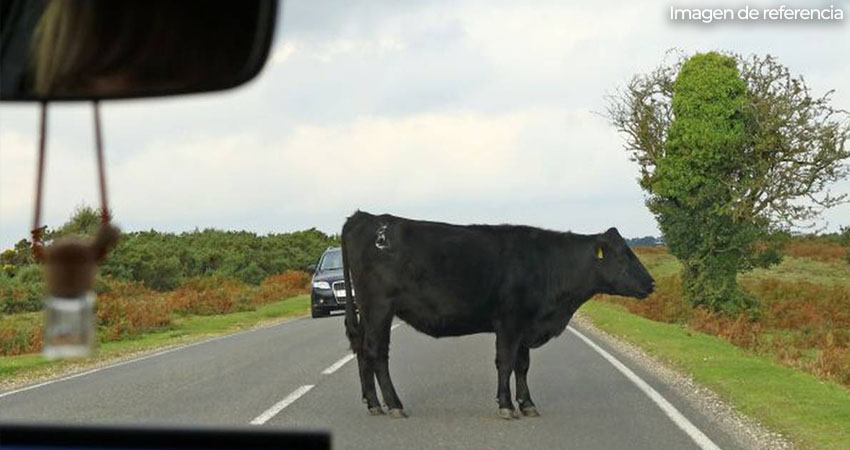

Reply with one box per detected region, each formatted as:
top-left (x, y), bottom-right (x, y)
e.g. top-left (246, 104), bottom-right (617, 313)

top-left (16, 264), bottom-right (44, 284)
top-left (0, 266), bottom-right (44, 314)
top-left (1, 207), bottom-right (338, 306)
top-left (100, 228), bottom-right (336, 289)
top-left (232, 262), bottom-right (265, 285)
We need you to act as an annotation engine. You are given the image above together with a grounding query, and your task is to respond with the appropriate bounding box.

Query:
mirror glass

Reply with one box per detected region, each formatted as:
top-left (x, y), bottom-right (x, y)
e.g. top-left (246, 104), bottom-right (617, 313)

top-left (0, 0), bottom-right (277, 101)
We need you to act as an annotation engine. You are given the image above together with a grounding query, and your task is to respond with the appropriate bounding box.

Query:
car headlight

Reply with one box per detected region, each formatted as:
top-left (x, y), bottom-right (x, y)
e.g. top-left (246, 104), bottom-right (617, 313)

top-left (312, 281), bottom-right (331, 290)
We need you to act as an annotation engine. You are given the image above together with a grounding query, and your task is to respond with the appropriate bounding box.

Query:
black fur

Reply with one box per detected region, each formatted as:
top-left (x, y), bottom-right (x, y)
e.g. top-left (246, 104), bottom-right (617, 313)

top-left (342, 210), bottom-right (654, 417)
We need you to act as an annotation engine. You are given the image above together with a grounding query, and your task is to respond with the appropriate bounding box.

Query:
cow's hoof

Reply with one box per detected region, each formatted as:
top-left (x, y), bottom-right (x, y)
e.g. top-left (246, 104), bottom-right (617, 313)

top-left (388, 408), bottom-right (408, 419)
top-left (368, 406), bottom-right (385, 416)
top-left (521, 406), bottom-right (540, 417)
top-left (498, 408), bottom-right (520, 420)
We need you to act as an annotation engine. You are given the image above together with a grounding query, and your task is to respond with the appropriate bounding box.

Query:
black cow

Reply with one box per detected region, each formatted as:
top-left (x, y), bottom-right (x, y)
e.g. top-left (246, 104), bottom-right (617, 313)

top-left (341, 211), bottom-right (654, 419)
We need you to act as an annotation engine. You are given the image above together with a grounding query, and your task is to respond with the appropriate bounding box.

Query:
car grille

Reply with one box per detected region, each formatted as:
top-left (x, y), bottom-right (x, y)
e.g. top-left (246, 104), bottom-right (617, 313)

top-left (332, 281), bottom-right (349, 303)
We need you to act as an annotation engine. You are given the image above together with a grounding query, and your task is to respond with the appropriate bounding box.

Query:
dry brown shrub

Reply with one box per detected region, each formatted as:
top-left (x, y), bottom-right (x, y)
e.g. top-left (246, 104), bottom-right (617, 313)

top-left (97, 278), bottom-right (172, 341)
top-left (264, 270), bottom-right (311, 291)
top-left (769, 337), bottom-right (805, 366)
top-left (166, 276), bottom-right (244, 315)
top-left (626, 275), bottom-right (689, 323)
top-left (689, 309), bottom-right (762, 350)
top-left (0, 324), bottom-right (42, 356)
top-left (744, 278), bottom-right (850, 331)
top-left (815, 346), bottom-right (850, 386)
top-left (597, 275), bottom-right (690, 323)
top-left (783, 241), bottom-right (848, 262)
top-left (249, 270), bottom-right (310, 307)
top-left (28, 325), bottom-right (43, 351)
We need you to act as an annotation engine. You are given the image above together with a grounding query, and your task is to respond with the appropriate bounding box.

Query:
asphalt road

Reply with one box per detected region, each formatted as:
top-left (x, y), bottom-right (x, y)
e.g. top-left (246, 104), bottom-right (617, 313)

top-left (0, 313), bottom-right (747, 450)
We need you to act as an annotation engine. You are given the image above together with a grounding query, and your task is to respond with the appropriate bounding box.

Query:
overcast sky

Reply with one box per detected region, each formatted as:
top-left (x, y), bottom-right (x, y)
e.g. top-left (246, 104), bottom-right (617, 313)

top-left (1, 0), bottom-right (849, 249)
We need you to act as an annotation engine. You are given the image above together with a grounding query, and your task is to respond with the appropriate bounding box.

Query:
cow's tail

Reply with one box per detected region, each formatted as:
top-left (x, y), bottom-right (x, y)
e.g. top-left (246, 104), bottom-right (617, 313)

top-left (341, 223), bottom-right (361, 355)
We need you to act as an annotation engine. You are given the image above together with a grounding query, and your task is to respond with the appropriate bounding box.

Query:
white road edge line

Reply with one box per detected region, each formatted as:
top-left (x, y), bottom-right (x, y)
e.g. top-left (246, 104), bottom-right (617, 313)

top-left (322, 353), bottom-right (355, 375)
top-left (250, 385), bottom-right (314, 425)
top-left (568, 326), bottom-right (721, 450)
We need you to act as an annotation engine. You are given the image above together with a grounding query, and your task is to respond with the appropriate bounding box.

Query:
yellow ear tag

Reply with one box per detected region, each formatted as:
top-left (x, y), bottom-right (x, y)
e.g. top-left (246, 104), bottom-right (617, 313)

top-left (597, 247), bottom-right (604, 259)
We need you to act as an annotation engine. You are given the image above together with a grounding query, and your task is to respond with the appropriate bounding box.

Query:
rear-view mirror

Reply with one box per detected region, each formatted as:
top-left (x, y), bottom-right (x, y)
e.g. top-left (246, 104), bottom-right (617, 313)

top-left (306, 264), bottom-right (316, 274)
top-left (0, 0), bottom-right (277, 101)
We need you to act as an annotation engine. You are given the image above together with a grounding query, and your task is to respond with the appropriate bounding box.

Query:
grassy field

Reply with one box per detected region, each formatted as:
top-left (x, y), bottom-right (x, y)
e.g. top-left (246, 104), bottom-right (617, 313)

top-left (585, 242), bottom-right (850, 449)
top-left (581, 301), bottom-right (850, 450)
top-left (0, 295), bottom-right (310, 386)
top-left (603, 245), bottom-right (850, 389)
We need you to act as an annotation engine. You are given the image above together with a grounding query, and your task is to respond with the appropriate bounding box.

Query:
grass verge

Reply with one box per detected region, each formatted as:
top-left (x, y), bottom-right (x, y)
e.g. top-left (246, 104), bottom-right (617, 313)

top-left (0, 295), bottom-right (310, 388)
top-left (581, 300), bottom-right (850, 450)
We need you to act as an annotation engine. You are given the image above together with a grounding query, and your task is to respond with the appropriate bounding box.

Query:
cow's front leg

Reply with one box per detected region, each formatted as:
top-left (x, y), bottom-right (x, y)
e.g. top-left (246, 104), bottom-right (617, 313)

top-left (514, 345), bottom-right (539, 417)
top-left (495, 330), bottom-right (521, 419)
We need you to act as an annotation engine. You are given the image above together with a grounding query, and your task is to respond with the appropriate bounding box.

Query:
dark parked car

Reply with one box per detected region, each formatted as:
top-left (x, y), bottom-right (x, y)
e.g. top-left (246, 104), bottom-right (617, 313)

top-left (308, 247), bottom-right (353, 318)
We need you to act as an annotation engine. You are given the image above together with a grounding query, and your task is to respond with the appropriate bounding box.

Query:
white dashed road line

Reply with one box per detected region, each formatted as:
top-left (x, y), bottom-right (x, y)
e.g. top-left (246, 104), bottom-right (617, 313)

top-left (250, 384), bottom-right (315, 425)
top-left (252, 322), bottom-right (404, 424)
top-left (320, 323), bottom-right (402, 375)
top-left (568, 326), bottom-right (721, 450)
top-left (321, 353), bottom-right (356, 375)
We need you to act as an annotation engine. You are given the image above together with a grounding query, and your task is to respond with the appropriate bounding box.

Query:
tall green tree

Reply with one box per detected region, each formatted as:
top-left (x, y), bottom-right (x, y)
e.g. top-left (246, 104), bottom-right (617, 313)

top-left (608, 51), bottom-right (850, 313)
top-left (653, 52), bottom-right (759, 312)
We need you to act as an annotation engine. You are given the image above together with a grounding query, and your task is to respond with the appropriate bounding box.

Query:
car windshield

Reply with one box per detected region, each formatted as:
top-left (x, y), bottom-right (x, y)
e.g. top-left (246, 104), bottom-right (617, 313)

top-left (319, 250), bottom-right (342, 271)
top-left (2, 2), bottom-right (850, 450)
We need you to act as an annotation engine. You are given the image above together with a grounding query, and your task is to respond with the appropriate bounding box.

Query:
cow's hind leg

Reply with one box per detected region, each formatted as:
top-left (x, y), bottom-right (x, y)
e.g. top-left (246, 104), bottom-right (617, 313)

top-left (514, 345), bottom-right (539, 417)
top-left (357, 351), bottom-right (383, 415)
top-left (353, 310), bottom-right (383, 414)
top-left (370, 310), bottom-right (406, 418)
top-left (495, 329), bottom-right (521, 419)
top-left (360, 301), bottom-right (405, 417)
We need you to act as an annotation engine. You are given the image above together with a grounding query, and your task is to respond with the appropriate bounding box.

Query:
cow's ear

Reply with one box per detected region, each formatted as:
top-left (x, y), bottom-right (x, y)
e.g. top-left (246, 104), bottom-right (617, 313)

top-left (595, 235), bottom-right (607, 260)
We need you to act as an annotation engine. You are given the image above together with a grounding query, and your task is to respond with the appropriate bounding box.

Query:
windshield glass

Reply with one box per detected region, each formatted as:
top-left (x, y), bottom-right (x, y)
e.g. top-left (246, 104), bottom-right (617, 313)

top-left (319, 250), bottom-right (342, 271)
top-left (1, 2), bottom-right (849, 450)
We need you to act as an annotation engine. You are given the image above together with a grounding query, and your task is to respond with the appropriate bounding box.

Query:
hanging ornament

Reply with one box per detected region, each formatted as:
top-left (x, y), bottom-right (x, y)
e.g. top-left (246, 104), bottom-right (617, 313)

top-left (32, 101), bottom-right (120, 359)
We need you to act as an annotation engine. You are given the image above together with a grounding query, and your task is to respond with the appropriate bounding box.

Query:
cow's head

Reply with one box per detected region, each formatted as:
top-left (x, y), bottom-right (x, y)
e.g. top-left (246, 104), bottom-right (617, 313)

top-left (594, 228), bottom-right (654, 299)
